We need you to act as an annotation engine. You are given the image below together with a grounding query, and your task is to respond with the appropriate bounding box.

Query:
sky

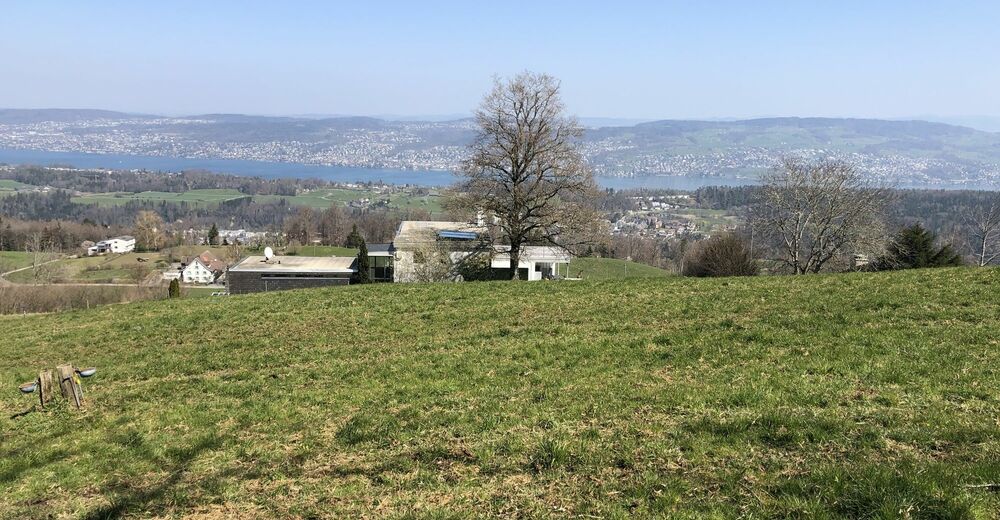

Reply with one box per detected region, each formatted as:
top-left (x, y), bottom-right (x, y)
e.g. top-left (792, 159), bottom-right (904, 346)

top-left (2, 1), bottom-right (999, 120)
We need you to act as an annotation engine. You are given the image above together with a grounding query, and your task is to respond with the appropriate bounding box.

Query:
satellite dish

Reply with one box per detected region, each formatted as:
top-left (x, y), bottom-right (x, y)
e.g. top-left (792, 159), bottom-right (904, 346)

top-left (264, 247), bottom-right (274, 261)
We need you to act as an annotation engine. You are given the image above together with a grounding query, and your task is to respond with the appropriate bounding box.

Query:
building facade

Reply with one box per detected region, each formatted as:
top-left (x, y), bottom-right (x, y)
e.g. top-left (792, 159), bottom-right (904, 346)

top-left (87, 236), bottom-right (136, 256)
top-left (227, 256), bottom-right (355, 294)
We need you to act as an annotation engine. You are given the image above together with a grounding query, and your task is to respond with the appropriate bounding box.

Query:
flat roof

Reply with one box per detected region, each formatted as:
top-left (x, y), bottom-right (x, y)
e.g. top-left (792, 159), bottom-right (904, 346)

top-left (229, 255), bottom-right (356, 274)
top-left (492, 245), bottom-right (573, 263)
top-left (367, 243), bottom-right (395, 256)
top-left (394, 220), bottom-right (486, 248)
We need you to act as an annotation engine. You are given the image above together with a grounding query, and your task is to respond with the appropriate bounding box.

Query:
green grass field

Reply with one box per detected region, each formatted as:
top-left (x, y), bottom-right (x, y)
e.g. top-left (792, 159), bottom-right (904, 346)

top-left (72, 189), bottom-right (250, 207)
top-left (0, 179), bottom-right (33, 192)
top-left (285, 245), bottom-right (359, 257)
top-left (673, 208), bottom-right (742, 232)
top-left (0, 251), bottom-right (55, 273)
top-left (259, 188), bottom-right (443, 214)
top-left (2, 268), bottom-right (999, 518)
top-left (562, 257), bottom-right (672, 279)
top-left (3, 248), bottom-right (234, 284)
top-left (72, 186), bottom-right (444, 214)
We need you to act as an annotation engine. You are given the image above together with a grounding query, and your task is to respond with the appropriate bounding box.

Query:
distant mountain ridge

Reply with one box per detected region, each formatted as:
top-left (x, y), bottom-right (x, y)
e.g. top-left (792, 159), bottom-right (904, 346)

top-left (1, 109), bottom-right (998, 185)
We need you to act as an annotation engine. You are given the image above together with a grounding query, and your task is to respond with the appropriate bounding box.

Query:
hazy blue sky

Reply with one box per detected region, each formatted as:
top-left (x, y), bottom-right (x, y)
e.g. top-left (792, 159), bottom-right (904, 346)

top-left (2, 1), bottom-right (998, 119)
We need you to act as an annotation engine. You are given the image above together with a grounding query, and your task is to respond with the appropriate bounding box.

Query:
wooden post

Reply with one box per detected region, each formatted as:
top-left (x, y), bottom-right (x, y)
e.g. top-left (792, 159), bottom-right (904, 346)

top-left (38, 370), bottom-right (54, 407)
top-left (56, 364), bottom-right (83, 409)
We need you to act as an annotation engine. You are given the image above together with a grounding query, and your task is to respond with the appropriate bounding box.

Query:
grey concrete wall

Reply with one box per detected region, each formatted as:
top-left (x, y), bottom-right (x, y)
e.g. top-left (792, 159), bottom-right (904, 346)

top-left (227, 271), bottom-right (351, 294)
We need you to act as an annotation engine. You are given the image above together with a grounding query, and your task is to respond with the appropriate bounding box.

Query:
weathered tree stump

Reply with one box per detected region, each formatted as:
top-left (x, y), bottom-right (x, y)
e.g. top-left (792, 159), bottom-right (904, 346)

top-left (38, 369), bottom-right (54, 407)
top-left (56, 364), bottom-right (83, 409)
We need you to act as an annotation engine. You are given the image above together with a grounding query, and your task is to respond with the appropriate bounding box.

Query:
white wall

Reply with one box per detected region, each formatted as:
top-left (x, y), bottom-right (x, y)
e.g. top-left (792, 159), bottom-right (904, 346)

top-left (182, 261), bottom-right (216, 284)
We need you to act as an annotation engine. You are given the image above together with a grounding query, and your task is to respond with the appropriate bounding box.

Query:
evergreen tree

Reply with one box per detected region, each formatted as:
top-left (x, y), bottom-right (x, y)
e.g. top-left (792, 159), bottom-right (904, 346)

top-left (344, 224), bottom-right (364, 248)
top-left (876, 223), bottom-right (962, 270)
top-left (355, 239), bottom-right (371, 284)
top-left (168, 278), bottom-right (181, 298)
top-left (208, 224), bottom-right (219, 246)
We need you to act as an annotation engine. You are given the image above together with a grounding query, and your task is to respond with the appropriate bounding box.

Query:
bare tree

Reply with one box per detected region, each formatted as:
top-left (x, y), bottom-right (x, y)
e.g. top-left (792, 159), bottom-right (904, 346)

top-left (318, 205), bottom-right (348, 246)
top-left (284, 207), bottom-right (315, 246)
top-left (751, 158), bottom-right (888, 274)
top-left (966, 195), bottom-right (1000, 266)
top-left (134, 211), bottom-right (166, 251)
top-left (452, 72), bottom-right (601, 279)
top-left (225, 240), bottom-right (245, 263)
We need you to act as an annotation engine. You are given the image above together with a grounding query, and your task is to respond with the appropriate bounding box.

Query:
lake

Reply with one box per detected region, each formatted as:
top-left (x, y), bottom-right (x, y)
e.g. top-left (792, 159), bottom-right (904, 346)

top-left (3, 148), bottom-right (995, 191)
top-left (0, 148), bottom-right (760, 190)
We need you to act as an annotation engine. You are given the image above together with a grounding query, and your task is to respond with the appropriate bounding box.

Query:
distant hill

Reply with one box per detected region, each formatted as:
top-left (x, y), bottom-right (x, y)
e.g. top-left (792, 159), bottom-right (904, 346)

top-left (0, 108), bottom-right (146, 124)
top-left (2, 268), bottom-right (998, 517)
top-left (1, 109), bottom-right (999, 184)
top-left (584, 117), bottom-right (1000, 180)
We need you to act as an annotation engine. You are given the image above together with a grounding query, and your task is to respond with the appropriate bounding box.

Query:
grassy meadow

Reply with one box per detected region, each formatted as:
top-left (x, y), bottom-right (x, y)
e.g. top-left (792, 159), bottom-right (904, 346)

top-left (562, 257), bottom-right (672, 279)
top-left (0, 251), bottom-right (57, 273)
top-left (0, 179), bottom-right (33, 193)
top-left (1, 268), bottom-right (999, 518)
top-left (4, 247), bottom-right (233, 284)
top-left (71, 189), bottom-right (250, 207)
top-left (71, 187), bottom-right (444, 214)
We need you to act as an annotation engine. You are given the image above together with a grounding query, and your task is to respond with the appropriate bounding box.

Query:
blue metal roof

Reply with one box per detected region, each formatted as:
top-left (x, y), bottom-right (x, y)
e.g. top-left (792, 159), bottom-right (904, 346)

top-left (438, 230), bottom-right (478, 240)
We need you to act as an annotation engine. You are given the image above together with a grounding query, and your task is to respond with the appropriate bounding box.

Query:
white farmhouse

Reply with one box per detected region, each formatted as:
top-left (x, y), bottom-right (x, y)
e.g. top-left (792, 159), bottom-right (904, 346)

top-left (181, 251), bottom-right (228, 284)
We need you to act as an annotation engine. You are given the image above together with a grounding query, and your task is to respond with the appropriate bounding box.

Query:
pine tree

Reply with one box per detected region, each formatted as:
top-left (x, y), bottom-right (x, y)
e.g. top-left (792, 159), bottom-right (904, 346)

top-left (355, 239), bottom-right (371, 284)
top-left (208, 224), bottom-right (219, 246)
top-left (168, 278), bottom-right (181, 298)
top-left (876, 223), bottom-right (962, 270)
top-left (344, 224), bottom-right (364, 248)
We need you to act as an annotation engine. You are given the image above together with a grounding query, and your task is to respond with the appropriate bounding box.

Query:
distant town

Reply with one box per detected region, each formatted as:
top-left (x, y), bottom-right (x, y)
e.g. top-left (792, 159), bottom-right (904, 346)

top-left (2, 110), bottom-right (1000, 187)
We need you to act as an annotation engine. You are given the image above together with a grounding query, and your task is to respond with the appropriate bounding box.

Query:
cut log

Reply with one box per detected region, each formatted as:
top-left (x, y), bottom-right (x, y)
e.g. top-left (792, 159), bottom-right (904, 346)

top-left (38, 370), bottom-right (53, 407)
top-left (56, 364), bottom-right (83, 409)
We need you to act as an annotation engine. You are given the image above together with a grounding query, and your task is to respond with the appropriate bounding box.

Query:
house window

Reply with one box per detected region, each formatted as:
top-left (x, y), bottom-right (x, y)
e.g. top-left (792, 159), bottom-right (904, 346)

top-left (535, 262), bottom-right (554, 278)
top-left (370, 255), bottom-right (393, 280)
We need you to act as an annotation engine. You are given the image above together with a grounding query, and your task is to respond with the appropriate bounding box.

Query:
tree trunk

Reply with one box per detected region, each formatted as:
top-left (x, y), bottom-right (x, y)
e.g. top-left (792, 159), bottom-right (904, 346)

top-left (38, 370), bottom-right (53, 407)
top-left (57, 364), bottom-right (83, 409)
top-left (509, 241), bottom-right (521, 280)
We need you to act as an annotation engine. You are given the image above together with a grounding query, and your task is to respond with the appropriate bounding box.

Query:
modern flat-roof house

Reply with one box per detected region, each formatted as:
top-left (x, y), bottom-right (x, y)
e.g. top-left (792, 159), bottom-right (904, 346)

top-left (87, 236), bottom-right (135, 256)
top-left (227, 220), bottom-right (572, 293)
top-left (227, 255), bottom-right (356, 294)
top-left (391, 220), bottom-right (572, 282)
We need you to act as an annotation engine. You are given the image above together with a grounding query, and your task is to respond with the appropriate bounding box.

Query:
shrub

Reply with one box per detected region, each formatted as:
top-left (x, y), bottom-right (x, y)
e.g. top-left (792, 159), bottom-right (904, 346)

top-left (168, 278), bottom-right (181, 298)
top-left (873, 223), bottom-right (962, 270)
top-left (344, 224), bottom-right (364, 248)
top-left (682, 233), bottom-right (758, 277)
top-left (354, 240), bottom-right (371, 284)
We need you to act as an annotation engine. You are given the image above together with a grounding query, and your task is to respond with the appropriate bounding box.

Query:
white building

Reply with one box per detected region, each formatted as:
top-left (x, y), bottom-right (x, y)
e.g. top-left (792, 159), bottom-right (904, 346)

top-left (492, 245), bottom-right (572, 281)
top-left (391, 221), bottom-right (571, 282)
top-left (87, 236), bottom-right (135, 256)
top-left (181, 251), bottom-right (228, 284)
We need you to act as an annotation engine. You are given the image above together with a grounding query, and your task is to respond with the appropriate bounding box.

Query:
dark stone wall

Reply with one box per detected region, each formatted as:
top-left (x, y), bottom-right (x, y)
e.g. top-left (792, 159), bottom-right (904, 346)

top-left (227, 271), bottom-right (351, 294)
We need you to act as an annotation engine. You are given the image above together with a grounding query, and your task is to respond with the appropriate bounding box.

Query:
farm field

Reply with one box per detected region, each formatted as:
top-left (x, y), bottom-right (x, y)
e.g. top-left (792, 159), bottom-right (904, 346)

top-left (72, 189), bottom-right (250, 207)
top-left (0, 179), bottom-right (33, 193)
top-left (2, 247), bottom-right (232, 284)
top-left (258, 188), bottom-right (443, 214)
top-left (0, 251), bottom-right (58, 273)
top-left (673, 208), bottom-right (742, 231)
top-left (70, 186), bottom-right (444, 214)
top-left (2, 268), bottom-right (998, 517)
